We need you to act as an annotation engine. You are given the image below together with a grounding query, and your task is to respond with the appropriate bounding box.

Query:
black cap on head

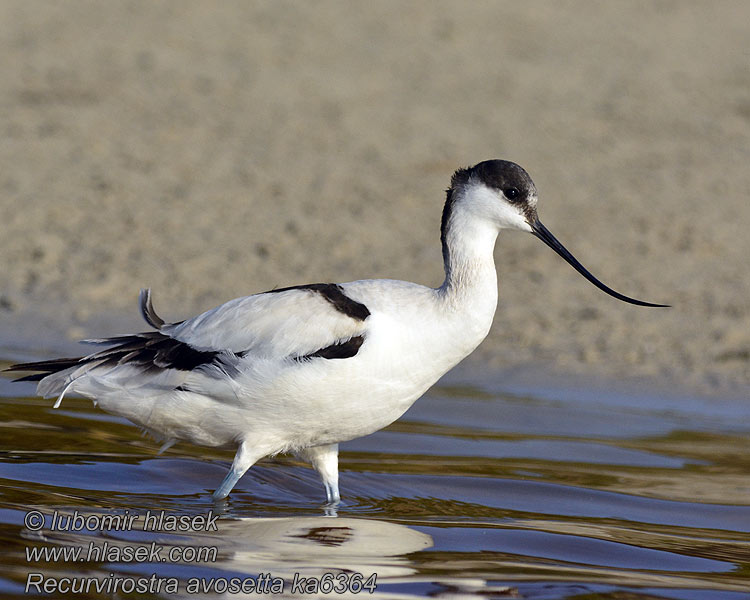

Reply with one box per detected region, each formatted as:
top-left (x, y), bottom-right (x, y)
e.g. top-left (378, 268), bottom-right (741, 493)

top-left (443, 160), bottom-right (538, 252)
top-left (443, 159), bottom-right (535, 263)
top-left (459, 159), bottom-right (537, 200)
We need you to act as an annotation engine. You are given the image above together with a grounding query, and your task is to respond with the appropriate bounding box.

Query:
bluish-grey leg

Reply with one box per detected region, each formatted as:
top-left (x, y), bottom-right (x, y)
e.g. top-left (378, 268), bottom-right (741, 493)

top-left (213, 441), bottom-right (258, 500)
top-left (299, 444), bottom-right (340, 505)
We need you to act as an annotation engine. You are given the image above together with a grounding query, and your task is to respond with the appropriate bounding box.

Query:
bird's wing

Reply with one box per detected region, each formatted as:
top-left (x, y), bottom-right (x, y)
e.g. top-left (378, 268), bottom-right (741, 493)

top-left (7, 285), bottom-right (371, 405)
top-left (161, 283), bottom-right (371, 361)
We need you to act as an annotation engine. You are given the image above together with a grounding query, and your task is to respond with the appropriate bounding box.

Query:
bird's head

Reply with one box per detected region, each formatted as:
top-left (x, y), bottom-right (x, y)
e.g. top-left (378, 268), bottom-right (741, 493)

top-left (443, 159), bottom-right (668, 307)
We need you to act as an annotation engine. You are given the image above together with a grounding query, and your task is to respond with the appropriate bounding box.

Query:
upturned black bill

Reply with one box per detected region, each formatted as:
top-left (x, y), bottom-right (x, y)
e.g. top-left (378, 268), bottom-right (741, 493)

top-left (530, 219), bottom-right (669, 308)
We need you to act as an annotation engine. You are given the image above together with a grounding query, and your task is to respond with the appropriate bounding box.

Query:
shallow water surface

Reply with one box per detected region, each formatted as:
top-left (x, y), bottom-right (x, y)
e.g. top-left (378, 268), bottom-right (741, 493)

top-left (0, 354), bottom-right (749, 599)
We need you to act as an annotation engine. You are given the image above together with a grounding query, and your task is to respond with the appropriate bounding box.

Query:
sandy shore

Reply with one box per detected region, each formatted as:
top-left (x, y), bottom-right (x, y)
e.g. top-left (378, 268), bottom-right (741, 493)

top-left (1, 1), bottom-right (749, 394)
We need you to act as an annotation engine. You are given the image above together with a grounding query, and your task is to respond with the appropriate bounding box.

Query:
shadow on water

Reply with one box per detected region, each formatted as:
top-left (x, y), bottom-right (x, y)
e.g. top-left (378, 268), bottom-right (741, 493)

top-left (0, 354), bottom-right (749, 599)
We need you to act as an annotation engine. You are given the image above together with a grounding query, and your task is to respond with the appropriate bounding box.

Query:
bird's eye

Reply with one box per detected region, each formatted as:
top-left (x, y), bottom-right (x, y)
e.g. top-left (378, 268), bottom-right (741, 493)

top-left (504, 187), bottom-right (520, 200)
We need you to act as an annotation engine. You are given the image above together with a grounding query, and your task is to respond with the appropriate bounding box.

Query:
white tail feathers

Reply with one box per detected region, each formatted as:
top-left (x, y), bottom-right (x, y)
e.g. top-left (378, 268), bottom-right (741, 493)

top-left (53, 380), bottom-right (76, 409)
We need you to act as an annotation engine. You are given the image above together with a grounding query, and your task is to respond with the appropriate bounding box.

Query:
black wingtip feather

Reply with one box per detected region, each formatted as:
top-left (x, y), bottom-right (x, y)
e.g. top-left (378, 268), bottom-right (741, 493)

top-left (5, 357), bottom-right (83, 372)
top-left (4, 356), bottom-right (84, 382)
top-left (12, 373), bottom-right (50, 382)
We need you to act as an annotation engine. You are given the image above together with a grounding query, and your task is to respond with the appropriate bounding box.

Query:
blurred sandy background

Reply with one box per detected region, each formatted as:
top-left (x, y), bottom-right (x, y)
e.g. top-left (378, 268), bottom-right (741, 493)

top-left (0, 1), bottom-right (748, 394)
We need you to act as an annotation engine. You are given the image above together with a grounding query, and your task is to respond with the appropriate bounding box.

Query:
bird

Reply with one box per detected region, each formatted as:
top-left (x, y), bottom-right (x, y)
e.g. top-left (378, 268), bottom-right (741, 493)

top-left (7, 159), bottom-right (667, 504)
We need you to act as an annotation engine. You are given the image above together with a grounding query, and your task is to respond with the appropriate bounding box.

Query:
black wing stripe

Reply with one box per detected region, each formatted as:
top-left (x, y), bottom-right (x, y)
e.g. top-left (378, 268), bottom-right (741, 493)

top-left (267, 283), bottom-right (370, 321)
top-left (295, 335), bottom-right (365, 361)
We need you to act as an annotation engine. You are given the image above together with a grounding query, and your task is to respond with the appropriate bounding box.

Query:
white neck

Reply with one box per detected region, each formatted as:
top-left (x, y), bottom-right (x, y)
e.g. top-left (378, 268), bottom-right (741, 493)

top-left (438, 204), bottom-right (499, 322)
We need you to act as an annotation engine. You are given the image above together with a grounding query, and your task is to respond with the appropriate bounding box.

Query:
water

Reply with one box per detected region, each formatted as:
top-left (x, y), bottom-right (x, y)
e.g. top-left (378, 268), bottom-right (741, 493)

top-left (1, 353), bottom-right (749, 599)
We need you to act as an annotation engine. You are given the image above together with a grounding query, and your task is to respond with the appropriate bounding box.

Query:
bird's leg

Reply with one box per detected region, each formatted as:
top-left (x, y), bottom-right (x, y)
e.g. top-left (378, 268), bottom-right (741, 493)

top-left (213, 441), bottom-right (259, 500)
top-left (299, 443), bottom-right (340, 505)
